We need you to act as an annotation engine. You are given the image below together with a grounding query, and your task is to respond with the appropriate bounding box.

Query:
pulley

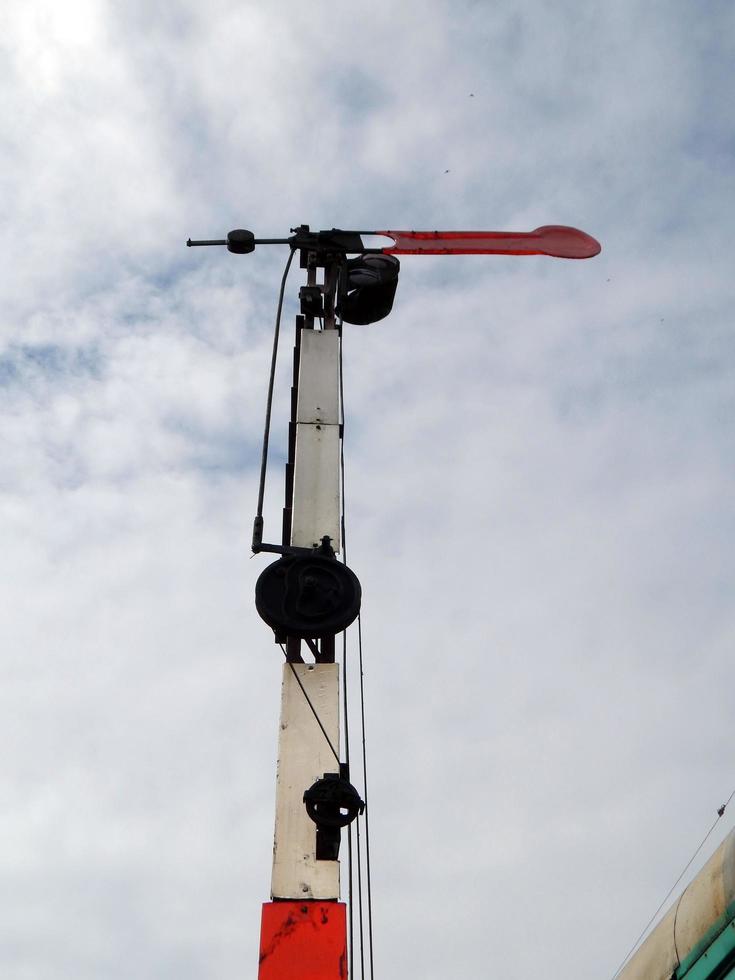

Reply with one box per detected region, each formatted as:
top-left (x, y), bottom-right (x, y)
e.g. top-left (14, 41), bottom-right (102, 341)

top-left (303, 772), bottom-right (365, 862)
top-left (255, 551), bottom-right (362, 639)
top-left (304, 772), bottom-right (365, 829)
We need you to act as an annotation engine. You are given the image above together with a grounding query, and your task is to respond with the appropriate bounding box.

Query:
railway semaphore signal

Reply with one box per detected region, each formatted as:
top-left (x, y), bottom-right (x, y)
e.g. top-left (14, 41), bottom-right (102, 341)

top-left (187, 222), bottom-right (601, 980)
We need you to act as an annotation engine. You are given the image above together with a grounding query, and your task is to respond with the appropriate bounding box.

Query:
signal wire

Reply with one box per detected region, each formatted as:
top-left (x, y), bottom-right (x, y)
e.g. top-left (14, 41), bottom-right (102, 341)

top-left (338, 321), bottom-right (375, 980)
top-left (356, 808), bottom-right (366, 980)
top-left (610, 789), bottom-right (735, 980)
top-left (338, 316), bottom-right (359, 979)
top-left (254, 246), bottom-right (296, 534)
top-left (357, 613), bottom-right (375, 980)
top-left (343, 629), bottom-right (355, 980)
top-left (278, 645), bottom-right (340, 767)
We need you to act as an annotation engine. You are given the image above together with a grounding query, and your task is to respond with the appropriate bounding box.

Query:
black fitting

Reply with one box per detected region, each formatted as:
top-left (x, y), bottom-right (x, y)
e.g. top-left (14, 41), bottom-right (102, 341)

top-left (255, 551), bottom-right (361, 639)
top-left (299, 285), bottom-right (323, 318)
top-left (304, 772), bottom-right (365, 861)
top-left (252, 515), bottom-right (264, 551)
top-left (227, 229), bottom-right (256, 254)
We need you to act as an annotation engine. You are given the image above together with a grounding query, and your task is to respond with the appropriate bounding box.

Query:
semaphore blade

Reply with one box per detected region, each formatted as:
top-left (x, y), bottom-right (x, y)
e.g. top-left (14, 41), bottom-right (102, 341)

top-left (375, 225), bottom-right (601, 259)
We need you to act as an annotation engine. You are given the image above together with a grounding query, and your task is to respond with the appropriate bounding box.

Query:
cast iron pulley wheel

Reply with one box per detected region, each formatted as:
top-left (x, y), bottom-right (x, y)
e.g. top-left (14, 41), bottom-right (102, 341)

top-left (255, 554), bottom-right (362, 639)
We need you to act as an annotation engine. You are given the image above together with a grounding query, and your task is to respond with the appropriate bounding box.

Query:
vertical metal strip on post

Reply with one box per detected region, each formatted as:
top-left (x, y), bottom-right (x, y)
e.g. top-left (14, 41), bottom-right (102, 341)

top-left (290, 327), bottom-right (341, 552)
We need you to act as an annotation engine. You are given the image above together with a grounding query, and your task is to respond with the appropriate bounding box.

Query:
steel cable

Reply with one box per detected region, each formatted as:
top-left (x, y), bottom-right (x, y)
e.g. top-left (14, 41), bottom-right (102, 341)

top-left (610, 790), bottom-right (735, 980)
top-left (254, 247), bottom-right (296, 539)
top-left (278, 645), bottom-right (341, 766)
top-left (339, 322), bottom-right (376, 980)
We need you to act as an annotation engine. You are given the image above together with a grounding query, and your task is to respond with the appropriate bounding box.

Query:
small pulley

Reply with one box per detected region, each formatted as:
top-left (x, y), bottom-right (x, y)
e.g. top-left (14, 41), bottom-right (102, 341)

top-left (255, 544), bottom-right (362, 640)
top-left (304, 771), bottom-right (365, 861)
top-left (304, 772), bottom-right (365, 828)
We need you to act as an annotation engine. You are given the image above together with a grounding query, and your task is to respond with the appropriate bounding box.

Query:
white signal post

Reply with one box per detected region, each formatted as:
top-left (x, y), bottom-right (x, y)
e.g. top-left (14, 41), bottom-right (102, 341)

top-left (271, 263), bottom-right (343, 903)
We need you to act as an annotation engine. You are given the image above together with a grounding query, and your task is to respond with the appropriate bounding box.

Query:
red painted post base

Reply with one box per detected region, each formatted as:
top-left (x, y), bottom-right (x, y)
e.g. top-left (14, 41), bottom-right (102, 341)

top-left (258, 901), bottom-right (347, 980)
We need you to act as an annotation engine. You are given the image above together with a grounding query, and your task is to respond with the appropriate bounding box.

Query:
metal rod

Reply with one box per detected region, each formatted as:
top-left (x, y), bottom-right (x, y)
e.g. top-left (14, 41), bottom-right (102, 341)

top-left (254, 247), bottom-right (296, 535)
top-left (186, 237), bottom-right (294, 248)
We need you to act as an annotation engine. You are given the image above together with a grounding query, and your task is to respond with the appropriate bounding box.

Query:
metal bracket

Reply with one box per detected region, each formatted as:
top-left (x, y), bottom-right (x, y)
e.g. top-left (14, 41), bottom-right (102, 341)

top-left (252, 525), bottom-right (335, 559)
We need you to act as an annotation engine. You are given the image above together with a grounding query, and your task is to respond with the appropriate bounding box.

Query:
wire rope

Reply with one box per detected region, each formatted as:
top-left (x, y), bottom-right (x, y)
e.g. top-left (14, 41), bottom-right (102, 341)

top-left (278, 645), bottom-right (341, 766)
top-left (254, 247), bottom-right (296, 536)
top-left (343, 630), bottom-right (355, 980)
top-left (611, 790), bottom-right (735, 980)
top-left (357, 613), bottom-right (375, 980)
top-left (356, 809), bottom-right (366, 980)
top-left (338, 317), bottom-right (376, 980)
top-left (338, 316), bottom-right (360, 977)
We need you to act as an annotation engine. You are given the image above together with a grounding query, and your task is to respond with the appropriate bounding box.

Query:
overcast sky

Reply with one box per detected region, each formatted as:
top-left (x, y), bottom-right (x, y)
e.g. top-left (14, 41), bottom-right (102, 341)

top-left (2, 2), bottom-right (734, 978)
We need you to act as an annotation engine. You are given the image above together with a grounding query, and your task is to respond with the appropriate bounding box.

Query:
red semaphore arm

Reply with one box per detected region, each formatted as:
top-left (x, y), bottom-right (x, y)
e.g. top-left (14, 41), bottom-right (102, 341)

top-left (376, 224), bottom-right (601, 259)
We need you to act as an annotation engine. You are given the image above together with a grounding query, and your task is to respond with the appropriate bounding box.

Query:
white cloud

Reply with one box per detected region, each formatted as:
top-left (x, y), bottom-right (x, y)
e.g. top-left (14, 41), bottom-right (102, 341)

top-left (1, 2), bottom-right (734, 978)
